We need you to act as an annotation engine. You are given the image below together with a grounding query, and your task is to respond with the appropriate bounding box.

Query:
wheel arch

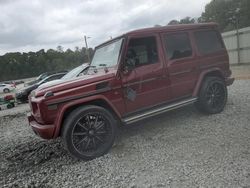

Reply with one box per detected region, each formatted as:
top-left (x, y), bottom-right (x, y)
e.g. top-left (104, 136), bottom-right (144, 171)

top-left (53, 95), bottom-right (121, 138)
top-left (192, 68), bottom-right (224, 97)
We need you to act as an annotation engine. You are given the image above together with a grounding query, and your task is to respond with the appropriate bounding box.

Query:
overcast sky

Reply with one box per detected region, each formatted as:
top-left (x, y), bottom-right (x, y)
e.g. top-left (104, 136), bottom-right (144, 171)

top-left (0, 0), bottom-right (211, 55)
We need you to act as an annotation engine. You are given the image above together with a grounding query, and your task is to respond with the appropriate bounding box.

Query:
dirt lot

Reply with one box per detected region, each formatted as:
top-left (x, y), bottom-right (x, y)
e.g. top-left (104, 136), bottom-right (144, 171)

top-left (0, 80), bottom-right (250, 188)
top-left (232, 64), bottom-right (250, 79)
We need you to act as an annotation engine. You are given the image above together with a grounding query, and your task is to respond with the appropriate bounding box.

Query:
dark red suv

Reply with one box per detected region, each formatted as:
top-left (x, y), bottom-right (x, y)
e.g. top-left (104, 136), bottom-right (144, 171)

top-left (27, 23), bottom-right (234, 160)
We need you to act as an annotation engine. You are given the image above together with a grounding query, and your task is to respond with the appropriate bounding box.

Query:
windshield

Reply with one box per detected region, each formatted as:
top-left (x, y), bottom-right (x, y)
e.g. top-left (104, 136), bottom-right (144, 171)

top-left (90, 38), bottom-right (123, 68)
top-left (62, 66), bottom-right (83, 80)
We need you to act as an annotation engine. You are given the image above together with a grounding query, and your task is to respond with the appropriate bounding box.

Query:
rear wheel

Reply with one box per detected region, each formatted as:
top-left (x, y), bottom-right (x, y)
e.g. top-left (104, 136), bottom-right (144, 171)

top-left (62, 105), bottom-right (117, 160)
top-left (196, 76), bottom-right (227, 114)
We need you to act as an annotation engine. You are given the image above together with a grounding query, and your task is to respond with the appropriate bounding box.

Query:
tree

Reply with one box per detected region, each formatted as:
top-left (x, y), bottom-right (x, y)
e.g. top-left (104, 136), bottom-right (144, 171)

top-left (167, 17), bottom-right (197, 26)
top-left (201, 0), bottom-right (250, 31)
top-left (179, 17), bottom-right (196, 24)
top-left (56, 45), bottom-right (64, 53)
top-left (0, 46), bottom-right (91, 81)
top-left (168, 20), bottom-right (179, 25)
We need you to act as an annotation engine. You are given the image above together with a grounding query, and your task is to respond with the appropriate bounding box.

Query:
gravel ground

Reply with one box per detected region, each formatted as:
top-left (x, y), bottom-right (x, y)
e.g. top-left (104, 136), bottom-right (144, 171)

top-left (0, 104), bottom-right (30, 118)
top-left (232, 64), bottom-right (250, 79)
top-left (0, 80), bottom-right (250, 188)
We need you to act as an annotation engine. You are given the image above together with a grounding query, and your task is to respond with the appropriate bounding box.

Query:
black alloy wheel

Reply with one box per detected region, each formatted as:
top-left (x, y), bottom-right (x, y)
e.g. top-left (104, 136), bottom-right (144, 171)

top-left (196, 76), bottom-right (227, 114)
top-left (62, 105), bottom-right (117, 160)
top-left (72, 113), bottom-right (111, 154)
top-left (205, 82), bottom-right (225, 110)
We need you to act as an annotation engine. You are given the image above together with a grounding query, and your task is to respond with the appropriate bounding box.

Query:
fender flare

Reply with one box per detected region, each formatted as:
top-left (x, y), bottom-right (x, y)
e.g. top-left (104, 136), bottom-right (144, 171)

top-left (192, 68), bottom-right (224, 97)
top-left (52, 94), bottom-right (121, 138)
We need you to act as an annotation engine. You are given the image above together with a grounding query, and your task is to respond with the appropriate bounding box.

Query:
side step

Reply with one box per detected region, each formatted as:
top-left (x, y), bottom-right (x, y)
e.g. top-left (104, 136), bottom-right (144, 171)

top-left (122, 97), bottom-right (197, 125)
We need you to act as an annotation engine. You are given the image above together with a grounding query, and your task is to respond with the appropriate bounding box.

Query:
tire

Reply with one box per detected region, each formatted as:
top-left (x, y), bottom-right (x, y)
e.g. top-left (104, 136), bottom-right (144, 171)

top-left (7, 103), bottom-right (13, 109)
top-left (195, 76), bottom-right (227, 114)
top-left (10, 103), bottom-right (15, 108)
top-left (62, 105), bottom-right (117, 160)
top-left (3, 88), bottom-right (10, 93)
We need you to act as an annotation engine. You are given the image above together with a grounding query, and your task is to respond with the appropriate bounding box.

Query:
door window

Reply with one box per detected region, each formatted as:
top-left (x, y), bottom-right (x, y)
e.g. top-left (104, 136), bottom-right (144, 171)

top-left (126, 36), bottom-right (158, 67)
top-left (164, 33), bottom-right (192, 60)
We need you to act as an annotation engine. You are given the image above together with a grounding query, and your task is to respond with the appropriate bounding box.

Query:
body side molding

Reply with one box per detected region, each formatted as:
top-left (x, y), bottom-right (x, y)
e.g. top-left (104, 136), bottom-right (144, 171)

top-left (122, 97), bottom-right (197, 124)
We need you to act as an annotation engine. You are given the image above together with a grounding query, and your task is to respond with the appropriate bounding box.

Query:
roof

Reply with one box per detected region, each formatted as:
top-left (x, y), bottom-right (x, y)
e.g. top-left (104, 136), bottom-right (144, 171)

top-left (96, 23), bottom-right (218, 48)
top-left (126, 23), bottom-right (218, 35)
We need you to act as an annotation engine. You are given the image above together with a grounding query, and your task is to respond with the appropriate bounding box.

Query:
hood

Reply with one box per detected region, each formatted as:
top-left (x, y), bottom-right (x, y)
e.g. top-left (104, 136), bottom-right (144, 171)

top-left (21, 83), bottom-right (39, 93)
top-left (38, 79), bottom-right (63, 89)
top-left (35, 69), bottom-right (117, 97)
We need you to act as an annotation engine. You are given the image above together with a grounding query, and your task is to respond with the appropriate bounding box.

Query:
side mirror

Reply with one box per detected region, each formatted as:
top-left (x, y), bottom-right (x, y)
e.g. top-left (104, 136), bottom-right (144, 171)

top-left (123, 64), bottom-right (135, 75)
top-left (123, 65), bottom-right (130, 75)
top-left (123, 59), bottom-right (135, 75)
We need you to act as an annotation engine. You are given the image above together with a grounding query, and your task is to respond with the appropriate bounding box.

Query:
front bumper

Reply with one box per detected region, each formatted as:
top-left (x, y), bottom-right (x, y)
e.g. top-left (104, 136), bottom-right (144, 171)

top-left (225, 77), bottom-right (235, 86)
top-left (27, 113), bottom-right (55, 139)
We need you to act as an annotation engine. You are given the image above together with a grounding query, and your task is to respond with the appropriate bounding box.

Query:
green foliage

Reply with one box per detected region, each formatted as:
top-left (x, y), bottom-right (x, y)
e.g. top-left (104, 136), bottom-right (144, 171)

top-left (168, 17), bottom-right (197, 25)
top-left (0, 46), bottom-right (93, 81)
top-left (201, 0), bottom-right (250, 31)
top-left (167, 0), bottom-right (250, 32)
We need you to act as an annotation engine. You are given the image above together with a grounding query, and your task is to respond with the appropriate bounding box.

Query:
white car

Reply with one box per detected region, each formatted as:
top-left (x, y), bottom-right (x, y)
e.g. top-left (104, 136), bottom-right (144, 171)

top-left (0, 83), bottom-right (15, 93)
top-left (38, 64), bottom-right (89, 89)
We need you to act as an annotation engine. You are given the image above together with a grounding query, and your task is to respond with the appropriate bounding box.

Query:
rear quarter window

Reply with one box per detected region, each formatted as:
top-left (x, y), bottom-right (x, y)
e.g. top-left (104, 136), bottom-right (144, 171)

top-left (194, 30), bottom-right (224, 55)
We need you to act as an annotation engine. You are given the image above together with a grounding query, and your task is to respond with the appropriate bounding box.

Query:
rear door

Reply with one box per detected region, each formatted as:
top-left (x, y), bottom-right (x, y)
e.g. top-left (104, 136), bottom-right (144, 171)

top-left (121, 34), bottom-right (171, 114)
top-left (161, 31), bottom-right (199, 99)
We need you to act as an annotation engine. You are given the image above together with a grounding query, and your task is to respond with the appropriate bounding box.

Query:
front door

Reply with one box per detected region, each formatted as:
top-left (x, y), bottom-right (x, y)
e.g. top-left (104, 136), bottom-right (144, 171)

top-left (121, 35), bottom-right (171, 114)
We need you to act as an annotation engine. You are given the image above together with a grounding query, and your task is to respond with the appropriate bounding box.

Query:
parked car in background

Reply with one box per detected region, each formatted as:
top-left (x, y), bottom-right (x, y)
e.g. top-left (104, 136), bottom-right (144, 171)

top-left (38, 64), bottom-right (89, 89)
top-left (0, 95), bottom-right (15, 110)
top-left (4, 80), bottom-right (24, 86)
top-left (16, 73), bottom-right (66, 103)
top-left (25, 70), bottom-right (68, 86)
top-left (0, 83), bottom-right (15, 93)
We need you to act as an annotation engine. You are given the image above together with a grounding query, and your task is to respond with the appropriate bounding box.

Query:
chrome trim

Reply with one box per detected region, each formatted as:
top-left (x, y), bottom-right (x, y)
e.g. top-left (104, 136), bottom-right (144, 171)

top-left (122, 97), bottom-right (197, 124)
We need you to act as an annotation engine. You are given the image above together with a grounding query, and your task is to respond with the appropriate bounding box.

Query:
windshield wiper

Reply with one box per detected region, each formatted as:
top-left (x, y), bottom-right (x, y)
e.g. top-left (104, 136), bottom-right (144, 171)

top-left (88, 65), bottom-right (98, 73)
top-left (99, 64), bottom-right (106, 67)
top-left (98, 64), bottom-right (109, 73)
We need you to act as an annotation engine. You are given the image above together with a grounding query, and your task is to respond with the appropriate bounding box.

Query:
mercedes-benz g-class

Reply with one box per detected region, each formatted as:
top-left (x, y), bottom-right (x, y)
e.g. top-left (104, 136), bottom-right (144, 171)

top-left (28, 23), bottom-right (234, 160)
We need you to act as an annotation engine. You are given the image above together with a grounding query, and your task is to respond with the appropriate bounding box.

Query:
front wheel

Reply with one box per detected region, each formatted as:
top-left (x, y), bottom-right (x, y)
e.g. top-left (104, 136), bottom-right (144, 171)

top-left (195, 76), bottom-right (227, 114)
top-left (62, 105), bottom-right (117, 160)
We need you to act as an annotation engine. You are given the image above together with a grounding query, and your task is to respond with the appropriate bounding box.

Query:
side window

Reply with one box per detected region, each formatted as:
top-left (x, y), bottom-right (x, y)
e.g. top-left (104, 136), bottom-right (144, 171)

top-left (45, 75), bottom-right (60, 82)
top-left (126, 36), bottom-right (158, 67)
top-left (194, 30), bottom-right (224, 54)
top-left (51, 75), bottom-right (62, 80)
top-left (165, 33), bottom-right (192, 60)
